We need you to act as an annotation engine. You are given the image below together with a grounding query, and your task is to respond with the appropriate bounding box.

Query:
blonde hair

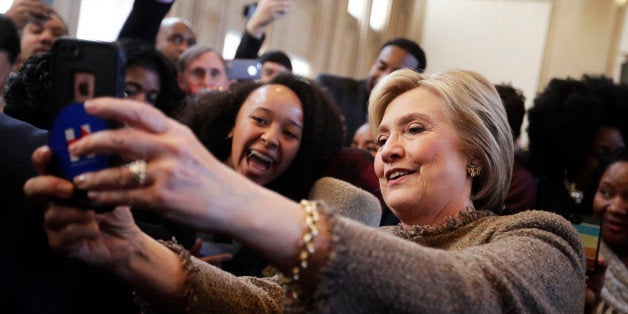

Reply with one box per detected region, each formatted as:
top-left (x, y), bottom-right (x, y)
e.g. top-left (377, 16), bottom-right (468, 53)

top-left (368, 69), bottom-right (514, 212)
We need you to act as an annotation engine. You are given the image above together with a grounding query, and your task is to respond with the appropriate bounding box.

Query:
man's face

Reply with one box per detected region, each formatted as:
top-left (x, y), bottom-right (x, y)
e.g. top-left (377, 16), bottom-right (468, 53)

top-left (19, 14), bottom-right (67, 65)
top-left (177, 51), bottom-right (230, 94)
top-left (366, 45), bottom-right (419, 92)
top-left (156, 21), bottom-right (197, 66)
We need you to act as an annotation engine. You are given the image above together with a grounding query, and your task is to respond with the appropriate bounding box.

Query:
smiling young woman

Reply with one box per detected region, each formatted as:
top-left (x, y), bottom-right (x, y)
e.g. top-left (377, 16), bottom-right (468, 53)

top-left (178, 73), bottom-right (344, 201)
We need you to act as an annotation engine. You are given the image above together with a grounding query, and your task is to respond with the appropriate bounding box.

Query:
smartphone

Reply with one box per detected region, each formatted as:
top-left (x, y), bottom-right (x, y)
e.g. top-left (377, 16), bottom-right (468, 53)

top-left (571, 215), bottom-right (602, 272)
top-left (226, 59), bottom-right (261, 81)
top-left (48, 38), bottom-right (125, 212)
top-left (243, 3), bottom-right (257, 19)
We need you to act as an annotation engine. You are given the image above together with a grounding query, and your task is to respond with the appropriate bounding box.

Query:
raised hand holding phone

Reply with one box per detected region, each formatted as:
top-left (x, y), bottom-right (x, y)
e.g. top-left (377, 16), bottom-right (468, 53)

top-left (48, 38), bottom-right (125, 211)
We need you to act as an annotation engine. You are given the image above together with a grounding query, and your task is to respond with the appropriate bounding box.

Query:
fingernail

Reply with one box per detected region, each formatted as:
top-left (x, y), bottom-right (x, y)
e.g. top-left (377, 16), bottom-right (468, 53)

top-left (83, 100), bottom-right (93, 110)
top-left (68, 142), bottom-right (78, 154)
top-left (56, 181), bottom-right (74, 198)
top-left (87, 191), bottom-right (100, 199)
top-left (38, 146), bottom-right (49, 158)
top-left (74, 174), bottom-right (86, 187)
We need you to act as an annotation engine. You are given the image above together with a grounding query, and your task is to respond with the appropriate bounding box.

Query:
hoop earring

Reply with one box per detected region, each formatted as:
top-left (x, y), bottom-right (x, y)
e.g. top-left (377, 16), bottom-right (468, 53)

top-left (466, 163), bottom-right (481, 178)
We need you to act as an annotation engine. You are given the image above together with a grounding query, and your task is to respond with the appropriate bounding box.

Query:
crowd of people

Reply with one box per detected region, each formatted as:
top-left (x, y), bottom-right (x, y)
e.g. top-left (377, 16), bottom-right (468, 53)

top-left (1, 0), bottom-right (627, 313)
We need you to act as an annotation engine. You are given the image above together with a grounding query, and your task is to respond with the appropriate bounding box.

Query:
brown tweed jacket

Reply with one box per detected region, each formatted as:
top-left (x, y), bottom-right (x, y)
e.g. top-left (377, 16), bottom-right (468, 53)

top-left (150, 209), bottom-right (585, 313)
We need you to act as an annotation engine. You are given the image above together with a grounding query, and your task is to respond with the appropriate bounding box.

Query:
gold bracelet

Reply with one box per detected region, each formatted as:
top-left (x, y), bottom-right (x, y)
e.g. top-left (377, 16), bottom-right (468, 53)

top-left (285, 200), bottom-right (320, 299)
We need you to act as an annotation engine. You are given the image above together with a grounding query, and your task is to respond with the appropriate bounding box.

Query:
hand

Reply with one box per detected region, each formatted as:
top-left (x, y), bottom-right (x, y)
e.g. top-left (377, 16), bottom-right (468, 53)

top-left (4, 0), bottom-right (54, 29)
top-left (44, 204), bottom-right (144, 268)
top-left (65, 97), bottom-right (262, 234)
top-left (189, 238), bottom-right (233, 266)
top-left (55, 98), bottom-right (311, 277)
top-left (245, 0), bottom-right (291, 38)
top-left (199, 253), bottom-right (232, 267)
top-left (23, 146), bottom-right (145, 270)
top-left (584, 255), bottom-right (608, 313)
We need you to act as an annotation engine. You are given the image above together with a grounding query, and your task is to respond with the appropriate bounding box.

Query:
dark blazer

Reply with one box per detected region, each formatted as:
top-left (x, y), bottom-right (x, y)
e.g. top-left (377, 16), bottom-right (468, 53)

top-left (316, 74), bottom-right (369, 146)
top-left (1, 113), bottom-right (48, 253)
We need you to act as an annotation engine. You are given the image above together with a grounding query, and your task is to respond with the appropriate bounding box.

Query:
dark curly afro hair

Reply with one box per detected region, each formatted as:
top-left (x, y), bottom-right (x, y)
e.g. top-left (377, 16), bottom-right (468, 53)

top-left (3, 53), bottom-right (53, 130)
top-left (528, 76), bottom-right (628, 181)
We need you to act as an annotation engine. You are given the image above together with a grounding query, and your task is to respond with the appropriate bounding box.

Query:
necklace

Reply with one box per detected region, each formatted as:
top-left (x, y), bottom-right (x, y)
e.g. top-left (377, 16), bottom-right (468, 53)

top-left (564, 180), bottom-right (584, 205)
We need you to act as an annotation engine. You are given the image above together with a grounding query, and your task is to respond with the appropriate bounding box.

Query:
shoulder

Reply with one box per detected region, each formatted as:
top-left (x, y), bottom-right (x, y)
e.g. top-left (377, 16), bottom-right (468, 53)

top-left (316, 74), bottom-right (361, 89)
top-left (489, 210), bottom-right (571, 228)
top-left (483, 210), bottom-right (580, 245)
top-left (309, 177), bottom-right (381, 228)
top-left (0, 113), bottom-right (48, 164)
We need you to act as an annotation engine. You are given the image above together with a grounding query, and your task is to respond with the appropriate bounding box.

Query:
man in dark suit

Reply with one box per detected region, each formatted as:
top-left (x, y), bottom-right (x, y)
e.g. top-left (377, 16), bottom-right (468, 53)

top-left (317, 38), bottom-right (426, 146)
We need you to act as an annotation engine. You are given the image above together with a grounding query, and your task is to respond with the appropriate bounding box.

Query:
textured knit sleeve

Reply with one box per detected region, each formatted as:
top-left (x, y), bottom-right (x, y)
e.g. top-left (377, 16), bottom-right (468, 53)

top-left (138, 242), bottom-right (284, 313)
top-left (307, 211), bottom-right (586, 313)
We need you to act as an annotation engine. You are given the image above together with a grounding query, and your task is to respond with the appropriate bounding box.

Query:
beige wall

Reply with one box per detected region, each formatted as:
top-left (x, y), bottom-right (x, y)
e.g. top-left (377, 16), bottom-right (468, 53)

top-left (539, 0), bottom-right (625, 91)
top-left (56, 0), bottom-right (627, 90)
top-left (166, 0), bottom-right (625, 88)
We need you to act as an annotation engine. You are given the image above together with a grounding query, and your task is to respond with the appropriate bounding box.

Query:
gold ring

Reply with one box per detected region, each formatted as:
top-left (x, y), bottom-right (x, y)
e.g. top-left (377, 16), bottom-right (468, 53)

top-left (128, 160), bottom-right (147, 185)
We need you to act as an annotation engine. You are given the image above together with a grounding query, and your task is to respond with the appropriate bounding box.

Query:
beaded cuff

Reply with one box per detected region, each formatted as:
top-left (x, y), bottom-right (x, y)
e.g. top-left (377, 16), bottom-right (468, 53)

top-left (283, 200), bottom-right (320, 300)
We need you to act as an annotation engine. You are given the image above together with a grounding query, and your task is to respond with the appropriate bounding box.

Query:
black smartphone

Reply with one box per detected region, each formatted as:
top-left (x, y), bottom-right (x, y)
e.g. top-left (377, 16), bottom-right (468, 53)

top-left (48, 38), bottom-right (125, 212)
top-left (571, 215), bottom-right (602, 272)
top-left (226, 59), bottom-right (261, 81)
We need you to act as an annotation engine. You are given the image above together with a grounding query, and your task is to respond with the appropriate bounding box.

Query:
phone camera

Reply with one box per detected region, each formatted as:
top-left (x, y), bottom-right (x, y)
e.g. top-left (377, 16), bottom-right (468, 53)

top-left (60, 43), bottom-right (81, 58)
top-left (247, 65), bottom-right (259, 76)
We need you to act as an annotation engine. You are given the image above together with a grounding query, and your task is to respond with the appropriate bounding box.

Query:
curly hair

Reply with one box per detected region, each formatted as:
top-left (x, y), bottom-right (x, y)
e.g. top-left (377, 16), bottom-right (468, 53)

top-left (495, 83), bottom-right (525, 140)
top-left (3, 53), bottom-right (53, 129)
top-left (177, 73), bottom-right (344, 201)
top-left (527, 76), bottom-right (628, 215)
top-left (527, 76), bottom-right (628, 182)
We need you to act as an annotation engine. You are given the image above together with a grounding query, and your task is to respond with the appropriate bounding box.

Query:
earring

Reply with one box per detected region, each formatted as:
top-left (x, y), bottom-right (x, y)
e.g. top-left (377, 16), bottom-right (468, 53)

top-left (466, 163), bottom-right (481, 177)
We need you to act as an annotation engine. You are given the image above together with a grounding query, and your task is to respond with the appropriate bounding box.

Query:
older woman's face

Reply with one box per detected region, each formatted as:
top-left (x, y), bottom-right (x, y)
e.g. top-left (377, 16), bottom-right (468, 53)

top-left (226, 85), bottom-right (303, 186)
top-left (593, 161), bottom-right (628, 249)
top-left (374, 87), bottom-right (471, 225)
